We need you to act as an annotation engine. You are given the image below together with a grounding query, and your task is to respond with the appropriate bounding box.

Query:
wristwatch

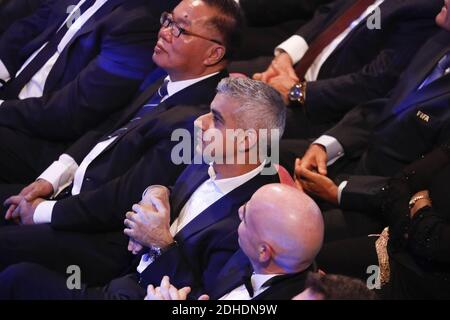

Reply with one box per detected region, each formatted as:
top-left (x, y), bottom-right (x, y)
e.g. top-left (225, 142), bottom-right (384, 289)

top-left (288, 80), bottom-right (307, 106)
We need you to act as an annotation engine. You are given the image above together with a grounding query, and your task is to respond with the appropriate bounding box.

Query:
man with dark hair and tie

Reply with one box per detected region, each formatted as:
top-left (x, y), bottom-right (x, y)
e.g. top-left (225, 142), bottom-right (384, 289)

top-left (0, 78), bottom-right (286, 300)
top-left (240, 0), bottom-right (442, 139)
top-left (0, 0), bottom-right (181, 184)
top-left (0, 0), bottom-right (242, 285)
top-left (284, 0), bottom-right (450, 244)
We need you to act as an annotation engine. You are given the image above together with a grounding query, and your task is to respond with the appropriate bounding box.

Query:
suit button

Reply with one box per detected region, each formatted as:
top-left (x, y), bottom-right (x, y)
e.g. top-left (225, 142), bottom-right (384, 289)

top-left (85, 177), bottom-right (92, 182)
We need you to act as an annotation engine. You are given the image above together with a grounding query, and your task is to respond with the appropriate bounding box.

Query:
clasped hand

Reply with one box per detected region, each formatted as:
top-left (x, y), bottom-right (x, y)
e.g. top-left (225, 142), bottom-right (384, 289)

top-left (124, 185), bottom-right (173, 253)
top-left (3, 179), bottom-right (53, 224)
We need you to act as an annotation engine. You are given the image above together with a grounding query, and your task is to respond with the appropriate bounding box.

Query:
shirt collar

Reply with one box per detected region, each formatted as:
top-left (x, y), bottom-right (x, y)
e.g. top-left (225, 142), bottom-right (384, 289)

top-left (251, 273), bottom-right (282, 292)
top-left (206, 160), bottom-right (266, 195)
top-left (165, 72), bottom-right (219, 98)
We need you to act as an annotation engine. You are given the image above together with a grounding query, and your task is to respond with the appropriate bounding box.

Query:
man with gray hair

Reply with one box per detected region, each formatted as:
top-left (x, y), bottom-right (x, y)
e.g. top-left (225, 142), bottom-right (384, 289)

top-left (194, 77), bottom-right (285, 174)
top-left (0, 77), bottom-right (287, 300)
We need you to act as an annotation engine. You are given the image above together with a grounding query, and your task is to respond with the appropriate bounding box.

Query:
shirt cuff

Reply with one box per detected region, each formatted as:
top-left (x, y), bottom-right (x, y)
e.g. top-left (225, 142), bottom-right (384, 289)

top-left (276, 35), bottom-right (308, 65)
top-left (0, 60), bottom-right (10, 81)
top-left (337, 181), bottom-right (348, 205)
top-left (0, 100), bottom-right (4, 106)
top-left (33, 200), bottom-right (57, 224)
top-left (38, 154), bottom-right (78, 197)
top-left (313, 135), bottom-right (345, 166)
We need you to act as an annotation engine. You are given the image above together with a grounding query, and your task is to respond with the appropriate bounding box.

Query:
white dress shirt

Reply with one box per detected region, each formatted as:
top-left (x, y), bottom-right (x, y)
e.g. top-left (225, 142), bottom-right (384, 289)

top-left (276, 0), bottom-right (384, 81)
top-left (136, 161), bottom-right (266, 274)
top-left (219, 273), bottom-right (281, 300)
top-left (0, 0), bottom-right (109, 105)
top-left (34, 72), bottom-right (219, 224)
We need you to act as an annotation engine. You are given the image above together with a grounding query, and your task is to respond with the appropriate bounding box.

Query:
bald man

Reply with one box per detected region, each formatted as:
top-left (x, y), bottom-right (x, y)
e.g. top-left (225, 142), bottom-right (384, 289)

top-left (146, 183), bottom-right (324, 300)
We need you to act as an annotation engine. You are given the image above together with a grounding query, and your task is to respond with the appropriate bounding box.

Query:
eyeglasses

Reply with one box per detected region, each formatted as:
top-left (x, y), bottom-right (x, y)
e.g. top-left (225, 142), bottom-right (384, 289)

top-left (160, 12), bottom-right (223, 45)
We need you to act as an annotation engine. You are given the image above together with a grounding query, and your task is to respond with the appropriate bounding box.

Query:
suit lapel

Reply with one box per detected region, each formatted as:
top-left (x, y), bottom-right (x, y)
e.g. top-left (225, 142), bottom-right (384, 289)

top-left (45, 0), bottom-right (127, 88)
top-left (173, 163), bottom-right (279, 243)
top-left (209, 250), bottom-right (253, 299)
top-left (95, 71), bottom-right (227, 157)
top-left (63, 0), bottom-right (127, 49)
top-left (170, 164), bottom-right (210, 222)
top-left (377, 31), bottom-right (450, 124)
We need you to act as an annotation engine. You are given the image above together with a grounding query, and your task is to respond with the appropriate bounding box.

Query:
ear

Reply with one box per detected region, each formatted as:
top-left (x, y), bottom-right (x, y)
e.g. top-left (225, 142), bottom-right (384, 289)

top-left (258, 243), bottom-right (272, 264)
top-left (238, 128), bottom-right (258, 153)
top-left (204, 45), bottom-right (226, 66)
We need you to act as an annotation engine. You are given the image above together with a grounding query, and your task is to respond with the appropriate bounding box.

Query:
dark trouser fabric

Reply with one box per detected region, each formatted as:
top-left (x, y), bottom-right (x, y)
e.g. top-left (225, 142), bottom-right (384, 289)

top-left (0, 262), bottom-right (145, 300)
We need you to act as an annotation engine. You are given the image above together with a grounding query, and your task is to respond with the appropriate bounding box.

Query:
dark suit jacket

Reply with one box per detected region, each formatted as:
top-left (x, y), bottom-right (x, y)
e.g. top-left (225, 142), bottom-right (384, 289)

top-left (138, 163), bottom-right (280, 293)
top-left (206, 250), bottom-right (312, 300)
top-left (48, 71), bottom-right (228, 232)
top-left (294, 0), bottom-right (441, 123)
top-left (240, 0), bottom-right (333, 26)
top-left (0, 0), bottom-right (180, 141)
top-left (322, 30), bottom-right (450, 211)
top-left (0, 0), bottom-right (46, 34)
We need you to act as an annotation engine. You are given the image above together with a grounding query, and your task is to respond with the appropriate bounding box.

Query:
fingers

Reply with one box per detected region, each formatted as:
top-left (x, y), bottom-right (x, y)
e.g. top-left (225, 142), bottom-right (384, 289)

top-left (159, 276), bottom-right (171, 300)
top-left (293, 158), bottom-right (304, 191)
top-left (145, 285), bottom-right (162, 300)
top-left (198, 294), bottom-right (210, 300)
top-left (4, 195), bottom-right (22, 207)
top-left (252, 73), bottom-right (262, 81)
top-left (4, 204), bottom-right (18, 220)
top-left (317, 155), bottom-right (327, 176)
top-left (176, 286), bottom-right (191, 300)
top-left (123, 228), bottom-right (134, 238)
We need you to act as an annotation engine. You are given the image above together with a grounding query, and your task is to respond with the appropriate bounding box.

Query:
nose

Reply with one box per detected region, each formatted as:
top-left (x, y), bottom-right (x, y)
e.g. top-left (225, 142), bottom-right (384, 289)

top-left (194, 114), bottom-right (210, 131)
top-left (158, 25), bottom-right (173, 43)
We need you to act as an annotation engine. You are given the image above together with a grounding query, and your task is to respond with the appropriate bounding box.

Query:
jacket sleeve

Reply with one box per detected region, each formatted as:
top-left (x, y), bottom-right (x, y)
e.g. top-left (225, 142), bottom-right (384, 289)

top-left (408, 206), bottom-right (450, 264)
top-left (239, 0), bottom-right (333, 27)
top-left (324, 98), bottom-right (387, 159)
top-left (140, 225), bottom-right (239, 299)
top-left (304, 18), bottom-right (439, 122)
top-left (0, 8), bottom-right (159, 140)
top-left (50, 129), bottom-right (191, 232)
top-left (0, 0), bottom-right (57, 76)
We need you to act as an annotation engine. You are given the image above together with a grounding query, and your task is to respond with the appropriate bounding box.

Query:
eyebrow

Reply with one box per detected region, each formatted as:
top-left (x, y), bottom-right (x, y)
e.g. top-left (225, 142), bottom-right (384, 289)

top-left (171, 11), bottom-right (192, 26)
top-left (211, 109), bottom-right (225, 124)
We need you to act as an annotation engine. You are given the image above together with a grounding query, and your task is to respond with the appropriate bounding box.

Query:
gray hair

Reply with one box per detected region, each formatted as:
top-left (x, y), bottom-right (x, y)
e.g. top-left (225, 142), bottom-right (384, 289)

top-left (216, 77), bottom-right (286, 139)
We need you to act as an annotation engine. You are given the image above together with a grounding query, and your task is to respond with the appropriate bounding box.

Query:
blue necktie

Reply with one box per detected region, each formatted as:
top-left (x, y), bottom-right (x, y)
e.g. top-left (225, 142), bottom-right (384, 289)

top-left (3, 0), bottom-right (96, 98)
top-left (418, 53), bottom-right (450, 90)
top-left (133, 80), bottom-right (169, 119)
top-left (104, 81), bottom-right (169, 139)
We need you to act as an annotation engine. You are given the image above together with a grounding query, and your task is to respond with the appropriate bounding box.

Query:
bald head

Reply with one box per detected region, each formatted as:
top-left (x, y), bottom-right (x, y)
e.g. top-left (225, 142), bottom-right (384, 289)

top-left (238, 184), bottom-right (324, 273)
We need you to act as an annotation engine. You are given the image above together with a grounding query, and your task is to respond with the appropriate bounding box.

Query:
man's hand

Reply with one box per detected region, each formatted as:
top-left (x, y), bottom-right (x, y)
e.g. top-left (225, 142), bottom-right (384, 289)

top-left (299, 164), bottom-right (338, 205)
top-left (6, 197), bottom-right (44, 225)
top-left (124, 201), bottom-right (173, 250)
top-left (253, 52), bottom-right (296, 83)
top-left (297, 144), bottom-right (328, 177)
top-left (128, 239), bottom-right (143, 255)
top-left (141, 185), bottom-right (170, 214)
top-left (4, 179), bottom-right (53, 220)
top-left (145, 276), bottom-right (191, 300)
top-left (145, 276), bottom-right (209, 300)
top-left (409, 190), bottom-right (432, 218)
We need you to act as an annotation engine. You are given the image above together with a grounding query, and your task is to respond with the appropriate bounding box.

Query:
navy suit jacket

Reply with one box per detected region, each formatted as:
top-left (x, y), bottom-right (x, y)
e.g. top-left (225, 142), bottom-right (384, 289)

top-left (139, 162), bottom-right (280, 293)
top-left (294, 0), bottom-right (441, 123)
top-left (323, 31), bottom-right (450, 212)
top-left (0, 0), bottom-right (179, 141)
top-left (49, 71), bottom-right (228, 232)
top-left (206, 250), bottom-right (313, 300)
